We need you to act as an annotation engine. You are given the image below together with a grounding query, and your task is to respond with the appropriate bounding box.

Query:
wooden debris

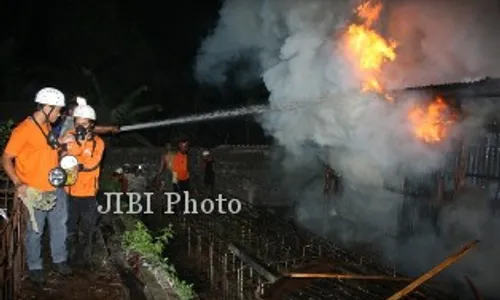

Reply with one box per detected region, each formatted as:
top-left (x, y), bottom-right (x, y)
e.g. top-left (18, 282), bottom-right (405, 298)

top-left (386, 240), bottom-right (479, 300)
top-left (284, 272), bottom-right (411, 281)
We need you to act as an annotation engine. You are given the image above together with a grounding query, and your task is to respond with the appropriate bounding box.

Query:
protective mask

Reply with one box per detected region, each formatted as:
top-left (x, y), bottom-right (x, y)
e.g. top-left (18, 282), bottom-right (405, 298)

top-left (75, 124), bottom-right (90, 140)
top-left (46, 131), bottom-right (60, 149)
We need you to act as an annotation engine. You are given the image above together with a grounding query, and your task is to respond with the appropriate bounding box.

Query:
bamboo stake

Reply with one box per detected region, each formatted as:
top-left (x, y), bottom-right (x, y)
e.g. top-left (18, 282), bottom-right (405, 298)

top-left (454, 139), bottom-right (466, 195)
top-left (284, 273), bottom-right (411, 281)
top-left (386, 240), bottom-right (479, 300)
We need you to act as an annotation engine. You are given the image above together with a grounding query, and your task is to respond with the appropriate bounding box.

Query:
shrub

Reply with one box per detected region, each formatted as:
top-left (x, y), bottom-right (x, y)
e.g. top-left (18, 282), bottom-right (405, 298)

top-left (122, 220), bottom-right (195, 300)
top-left (0, 119), bottom-right (14, 150)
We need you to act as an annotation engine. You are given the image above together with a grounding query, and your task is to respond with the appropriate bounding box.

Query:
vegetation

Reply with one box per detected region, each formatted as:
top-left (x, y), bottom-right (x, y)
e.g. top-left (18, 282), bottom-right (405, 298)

top-left (0, 119), bottom-right (14, 150)
top-left (122, 220), bottom-right (196, 300)
top-left (82, 67), bottom-right (162, 147)
top-left (99, 176), bottom-right (121, 193)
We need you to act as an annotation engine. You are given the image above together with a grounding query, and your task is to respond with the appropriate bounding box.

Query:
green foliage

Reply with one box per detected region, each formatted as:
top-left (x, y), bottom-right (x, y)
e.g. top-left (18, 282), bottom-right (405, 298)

top-left (122, 221), bottom-right (195, 300)
top-left (0, 120), bottom-right (14, 150)
top-left (100, 177), bottom-right (121, 193)
top-left (82, 68), bottom-right (161, 147)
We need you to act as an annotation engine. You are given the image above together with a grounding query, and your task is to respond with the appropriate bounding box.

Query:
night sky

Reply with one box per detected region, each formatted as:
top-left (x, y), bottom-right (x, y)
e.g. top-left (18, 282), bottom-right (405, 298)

top-left (0, 0), bottom-right (269, 146)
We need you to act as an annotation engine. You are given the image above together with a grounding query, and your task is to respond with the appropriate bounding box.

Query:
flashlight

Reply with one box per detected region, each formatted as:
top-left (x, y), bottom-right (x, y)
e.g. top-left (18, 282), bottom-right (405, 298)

top-left (48, 155), bottom-right (79, 187)
top-left (48, 167), bottom-right (67, 188)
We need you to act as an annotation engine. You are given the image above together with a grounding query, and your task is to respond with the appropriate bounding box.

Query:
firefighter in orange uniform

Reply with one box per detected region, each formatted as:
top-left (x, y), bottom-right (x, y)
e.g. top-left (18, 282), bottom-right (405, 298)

top-left (171, 139), bottom-right (192, 194)
top-left (62, 97), bottom-right (105, 266)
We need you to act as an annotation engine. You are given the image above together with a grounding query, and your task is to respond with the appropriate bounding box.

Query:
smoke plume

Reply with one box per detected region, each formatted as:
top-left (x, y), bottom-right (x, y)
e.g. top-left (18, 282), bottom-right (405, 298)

top-left (195, 0), bottom-right (500, 297)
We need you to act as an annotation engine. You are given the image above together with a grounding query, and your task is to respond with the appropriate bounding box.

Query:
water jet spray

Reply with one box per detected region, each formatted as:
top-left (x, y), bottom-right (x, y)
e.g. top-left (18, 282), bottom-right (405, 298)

top-left (119, 77), bottom-right (489, 133)
top-left (118, 98), bottom-right (332, 132)
top-left (119, 104), bottom-right (268, 132)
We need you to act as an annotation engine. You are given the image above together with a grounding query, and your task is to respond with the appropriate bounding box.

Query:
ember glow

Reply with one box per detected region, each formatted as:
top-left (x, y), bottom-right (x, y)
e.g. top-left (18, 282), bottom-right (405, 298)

top-left (343, 0), bottom-right (455, 143)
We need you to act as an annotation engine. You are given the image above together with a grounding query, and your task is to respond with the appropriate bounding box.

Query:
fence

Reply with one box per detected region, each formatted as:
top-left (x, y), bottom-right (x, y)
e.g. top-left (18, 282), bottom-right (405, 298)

top-left (156, 194), bottom-right (449, 300)
top-left (0, 167), bottom-right (25, 300)
top-left (384, 133), bottom-right (500, 238)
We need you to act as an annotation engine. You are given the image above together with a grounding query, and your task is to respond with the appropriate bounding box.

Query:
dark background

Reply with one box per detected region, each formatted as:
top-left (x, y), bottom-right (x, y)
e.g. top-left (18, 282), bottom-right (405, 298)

top-left (0, 0), bottom-right (271, 147)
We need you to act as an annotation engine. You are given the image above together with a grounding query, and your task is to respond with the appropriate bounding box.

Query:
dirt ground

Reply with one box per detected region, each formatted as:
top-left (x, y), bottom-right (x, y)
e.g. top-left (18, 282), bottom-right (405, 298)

top-left (18, 229), bottom-right (129, 300)
top-left (18, 266), bottom-right (127, 300)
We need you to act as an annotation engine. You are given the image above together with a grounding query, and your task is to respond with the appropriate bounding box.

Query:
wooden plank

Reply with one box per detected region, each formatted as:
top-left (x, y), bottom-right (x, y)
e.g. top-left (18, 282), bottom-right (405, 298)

top-left (284, 273), bottom-right (411, 281)
top-left (386, 240), bottom-right (479, 300)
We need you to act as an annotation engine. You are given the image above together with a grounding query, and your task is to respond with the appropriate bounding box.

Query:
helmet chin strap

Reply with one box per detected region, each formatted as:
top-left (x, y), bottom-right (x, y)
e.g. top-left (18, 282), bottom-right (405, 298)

top-left (41, 105), bottom-right (55, 123)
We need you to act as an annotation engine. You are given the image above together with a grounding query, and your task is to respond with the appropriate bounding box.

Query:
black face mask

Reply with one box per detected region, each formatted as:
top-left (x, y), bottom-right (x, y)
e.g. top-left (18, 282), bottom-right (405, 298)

top-left (75, 124), bottom-right (92, 140)
top-left (46, 131), bottom-right (60, 149)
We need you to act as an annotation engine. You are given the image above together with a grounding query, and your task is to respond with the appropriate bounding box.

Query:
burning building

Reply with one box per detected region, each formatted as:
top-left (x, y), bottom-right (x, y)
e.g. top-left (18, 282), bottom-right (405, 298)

top-left (195, 0), bottom-right (500, 296)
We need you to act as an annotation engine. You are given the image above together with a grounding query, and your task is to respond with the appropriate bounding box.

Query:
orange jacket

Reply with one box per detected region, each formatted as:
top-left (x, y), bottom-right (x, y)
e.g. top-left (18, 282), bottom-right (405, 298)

top-left (171, 152), bottom-right (189, 181)
top-left (4, 118), bottom-right (58, 192)
top-left (64, 132), bottom-right (105, 197)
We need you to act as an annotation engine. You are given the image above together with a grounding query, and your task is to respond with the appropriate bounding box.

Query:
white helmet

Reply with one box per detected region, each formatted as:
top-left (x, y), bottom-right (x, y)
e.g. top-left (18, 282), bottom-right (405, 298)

top-left (202, 151), bottom-right (210, 156)
top-left (72, 97), bottom-right (96, 120)
top-left (114, 167), bottom-right (123, 174)
top-left (35, 87), bottom-right (65, 107)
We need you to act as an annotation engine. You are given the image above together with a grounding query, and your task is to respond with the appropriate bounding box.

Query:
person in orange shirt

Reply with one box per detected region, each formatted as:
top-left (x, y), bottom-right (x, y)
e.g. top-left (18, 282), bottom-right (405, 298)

top-left (2, 87), bottom-right (72, 283)
top-left (61, 98), bottom-right (105, 267)
top-left (171, 139), bottom-right (192, 194)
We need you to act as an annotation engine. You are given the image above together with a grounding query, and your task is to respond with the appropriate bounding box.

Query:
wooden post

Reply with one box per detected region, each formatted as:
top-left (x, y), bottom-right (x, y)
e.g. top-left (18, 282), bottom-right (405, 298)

top-left (454, 139), bottom-right (467, 197)
top-left (223, 252), bottom-right (228, 298)
top-left (436, 172), bottom-right (444, 203)
top-left (187, 226), bottom-right (191, 256)
top-left (209, 240), bottom-right (214, 285)
top-left (239, 260), bottom-right (244, 300)
top-left (323, 193), bottom-right (330, 237)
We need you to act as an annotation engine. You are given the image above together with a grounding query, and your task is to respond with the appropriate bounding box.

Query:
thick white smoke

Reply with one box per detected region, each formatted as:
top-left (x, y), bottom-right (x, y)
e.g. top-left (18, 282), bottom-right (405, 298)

top-left (383, 0), bottom-right (500, 89)
top-left (195, 0), bottom-right (500, 297)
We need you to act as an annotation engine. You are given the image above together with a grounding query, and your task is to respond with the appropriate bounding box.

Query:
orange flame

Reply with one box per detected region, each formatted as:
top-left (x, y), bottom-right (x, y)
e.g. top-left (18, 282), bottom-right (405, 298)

top-left (408, 97), bottom-right (455, 143)
top-left (344, 1), bottom-right (397, 101)
top-left (343, 0), bottom-right (454, 143)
